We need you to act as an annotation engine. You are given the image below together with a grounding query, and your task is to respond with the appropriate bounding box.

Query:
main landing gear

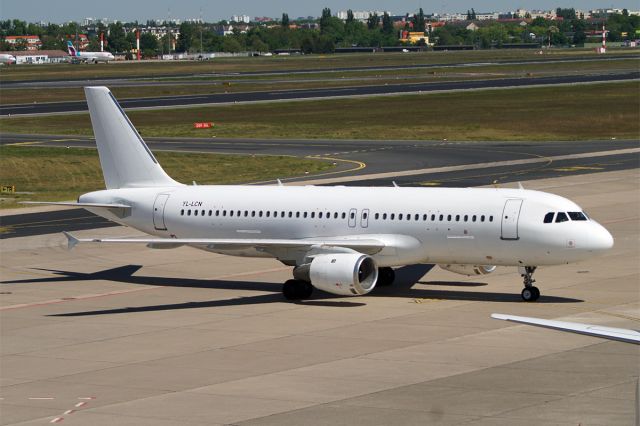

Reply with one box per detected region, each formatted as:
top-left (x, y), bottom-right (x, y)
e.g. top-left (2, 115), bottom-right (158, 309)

top-left (283, 279), bottom-right (313, 300)
top-left (520, 266), bottom-right (540, 302)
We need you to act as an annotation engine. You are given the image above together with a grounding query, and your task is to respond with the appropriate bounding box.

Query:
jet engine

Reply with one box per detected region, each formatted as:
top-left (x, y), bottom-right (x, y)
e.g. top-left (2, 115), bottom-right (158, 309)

top-left (294, 253), bottom-right (378, 296)
top-left (439, 264), bottom-right (496, 276)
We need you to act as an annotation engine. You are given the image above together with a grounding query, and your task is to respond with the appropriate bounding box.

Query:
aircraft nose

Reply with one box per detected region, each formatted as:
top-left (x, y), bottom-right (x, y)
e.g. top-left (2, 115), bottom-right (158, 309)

top-left (588, 223), bottom-right (614, 252)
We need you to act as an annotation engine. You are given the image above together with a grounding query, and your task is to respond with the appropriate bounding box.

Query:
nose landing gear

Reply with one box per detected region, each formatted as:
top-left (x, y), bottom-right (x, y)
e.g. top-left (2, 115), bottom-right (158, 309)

top-left (520, 266), bottom-right (540, 302)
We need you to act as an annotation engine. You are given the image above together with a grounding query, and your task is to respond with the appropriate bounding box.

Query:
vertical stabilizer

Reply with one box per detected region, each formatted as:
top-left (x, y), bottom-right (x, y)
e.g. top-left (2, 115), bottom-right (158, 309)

top-left (84, 87), bottom-right (180, 189)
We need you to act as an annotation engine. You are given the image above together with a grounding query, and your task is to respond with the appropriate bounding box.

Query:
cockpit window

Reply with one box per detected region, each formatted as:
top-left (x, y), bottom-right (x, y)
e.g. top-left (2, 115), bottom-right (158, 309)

top-left (543, 212), bottom-right (554, 223)
top-left (555, 212), bottom-right (569, 223)
top-left (568, 212), bottom-right (587, 221)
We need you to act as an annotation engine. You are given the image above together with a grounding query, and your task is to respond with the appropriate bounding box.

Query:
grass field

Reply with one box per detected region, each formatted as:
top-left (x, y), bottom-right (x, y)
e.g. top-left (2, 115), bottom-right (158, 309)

top-left (2, 82), bottom-right (638, 141)
top-left (0, 146), bottom-right (333, 209)
top-left (2, 58), bottom-right (637, 105)
top-left (1, 48), bottom-right (637, 82)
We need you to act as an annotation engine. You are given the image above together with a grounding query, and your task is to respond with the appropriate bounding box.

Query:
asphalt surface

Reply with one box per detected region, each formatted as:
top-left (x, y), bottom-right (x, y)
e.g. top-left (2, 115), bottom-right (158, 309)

top-left (2, 135), bottom-right (638, 239)
top-left (2, 71), bottom-right (638, 116)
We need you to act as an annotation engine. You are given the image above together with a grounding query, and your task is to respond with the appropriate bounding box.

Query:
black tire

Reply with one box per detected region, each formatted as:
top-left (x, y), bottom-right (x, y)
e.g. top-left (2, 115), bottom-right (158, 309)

top-left (521, 287), bottom-right (535, 302)
top-left (283, 279), bottom-right (300, 300)
top-left (378, 267), bottom-right (395, 286)
top-left (530, 286), bottom-right (540, 301)
top-left (300, 281), bottom-right (314, 299)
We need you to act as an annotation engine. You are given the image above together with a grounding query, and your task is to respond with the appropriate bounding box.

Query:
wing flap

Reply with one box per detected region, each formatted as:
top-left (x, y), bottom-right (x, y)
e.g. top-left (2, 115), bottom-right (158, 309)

top-left (62, 232), bottom-right (385, 254)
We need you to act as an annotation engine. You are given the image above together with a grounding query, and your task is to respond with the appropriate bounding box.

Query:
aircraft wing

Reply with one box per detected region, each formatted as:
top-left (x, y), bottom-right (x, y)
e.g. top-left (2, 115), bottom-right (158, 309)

top-left (62, 231), bottom-right (385, 254)
top-left (21, 201), bottom-right (131, 209)
top-left (491, 313), bottom-right (640, 345)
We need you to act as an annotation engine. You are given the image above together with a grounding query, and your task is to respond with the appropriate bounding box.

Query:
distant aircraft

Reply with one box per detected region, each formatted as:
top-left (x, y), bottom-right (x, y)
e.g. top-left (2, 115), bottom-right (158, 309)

top-left (0, 53), bottom-right (16, 64)
top-left (492, 313), bottom-right (640, 344)
top-left (25, 87), bottom-right (614, 301)
top-left (66, 41), bottom-right (114, 63)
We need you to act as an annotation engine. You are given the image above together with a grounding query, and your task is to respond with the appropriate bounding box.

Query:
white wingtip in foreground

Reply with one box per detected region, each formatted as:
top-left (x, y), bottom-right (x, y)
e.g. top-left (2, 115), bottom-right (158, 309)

top-left (491, 313), bottom-right (640, 345)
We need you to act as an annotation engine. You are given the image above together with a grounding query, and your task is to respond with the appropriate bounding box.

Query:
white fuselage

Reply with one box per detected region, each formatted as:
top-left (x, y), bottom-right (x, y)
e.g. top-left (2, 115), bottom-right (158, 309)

top-left (75, 51), bottom-right (114, 62)
top-left (0, 54), bottom-right (16, 64)
top-left (80, 185), bottom-right (613, 268)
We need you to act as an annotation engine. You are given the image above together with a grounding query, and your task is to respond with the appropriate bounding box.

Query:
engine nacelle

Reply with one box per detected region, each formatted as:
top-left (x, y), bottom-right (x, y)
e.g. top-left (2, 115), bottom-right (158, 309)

top-left (439, 264), bottom-right (496, 276)
top-left (294, 253), bottom-right (378, 296)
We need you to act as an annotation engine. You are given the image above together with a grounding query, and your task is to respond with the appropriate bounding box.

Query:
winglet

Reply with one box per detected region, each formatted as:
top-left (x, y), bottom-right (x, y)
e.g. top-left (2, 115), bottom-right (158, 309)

top-left (392, 181), bottom-right (399, 188)
top-left (277, 179), bottom-right (283, 186)
top-left (63, 231), bottom-right (79, 250)
top-left (517, 182), bottom-right (524, 190)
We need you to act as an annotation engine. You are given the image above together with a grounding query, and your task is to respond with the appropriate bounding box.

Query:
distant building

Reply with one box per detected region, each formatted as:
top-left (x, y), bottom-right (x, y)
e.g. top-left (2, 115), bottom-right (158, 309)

top-left (230, 14), bottom-right (251, 23)
top-left (1, 49), bottom-right (68, 64)
top-left (336, 10), bottom-right (390, 21)
top-left (3, 35), bottom-right (42, 51)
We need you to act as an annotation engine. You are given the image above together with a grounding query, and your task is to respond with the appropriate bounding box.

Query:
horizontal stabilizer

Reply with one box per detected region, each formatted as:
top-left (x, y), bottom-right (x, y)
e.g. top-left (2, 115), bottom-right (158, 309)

top-left (492, 313), bottom-right (640, 345)
top-left (21, 201), bottom-right (131, 209)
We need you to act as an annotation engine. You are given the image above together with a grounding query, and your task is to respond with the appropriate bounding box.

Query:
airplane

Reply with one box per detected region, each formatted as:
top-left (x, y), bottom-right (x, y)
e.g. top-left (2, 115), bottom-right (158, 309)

top-left (491, 313), bottom-right (640, 344)
top-left (0, 53), bottom-right (16, 65)
top-left (66, 41), bottom-right (114, 63)
top-left (24, 86), bottom-right (614, 302)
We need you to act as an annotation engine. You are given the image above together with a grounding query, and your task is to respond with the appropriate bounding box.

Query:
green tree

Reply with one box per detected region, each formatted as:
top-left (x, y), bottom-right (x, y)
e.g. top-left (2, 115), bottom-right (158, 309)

top-left (107, 22), bottom-right (128, 52)
top-left (222, 37), bottom-right (242, 52)
top-left (140, 32), bottom-right (158, 54)
top-left (367, 13), bottom-right (379, 30)
top-left (382, 12), bottom-right (394, 34)
top-left (346, 10), bottom-right (354, 24)
top-left (281, 13), bottom-right (289, 28)
top-left (555, 8), bottom-right (576, 20)
top-left (320, 7), bottom-right (332, 33)
top-left (412, 8), bottom-right (426, 32)
top-left (176, 22), bottom-right (194, 52)
top-left (471, 9), bottom-right (477, 20)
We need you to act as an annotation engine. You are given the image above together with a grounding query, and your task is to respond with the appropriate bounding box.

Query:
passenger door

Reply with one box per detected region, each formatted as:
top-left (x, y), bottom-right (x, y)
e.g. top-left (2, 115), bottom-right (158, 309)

top-left (501, 199), bottom-right (523, 240)
top-left (153, 193), bottom-right (170, 231)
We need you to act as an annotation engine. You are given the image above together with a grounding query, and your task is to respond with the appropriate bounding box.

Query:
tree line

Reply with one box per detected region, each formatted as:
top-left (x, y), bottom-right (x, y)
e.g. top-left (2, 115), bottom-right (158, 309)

top-left (1, 8), bottom-right (638, 56)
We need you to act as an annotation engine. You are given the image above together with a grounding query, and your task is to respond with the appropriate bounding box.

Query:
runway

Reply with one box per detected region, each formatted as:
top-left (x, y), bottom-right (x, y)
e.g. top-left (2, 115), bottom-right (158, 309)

top-left (2, 71), bottom-right (638, 116)
top-left (1, 134), bottom-right (638, 239)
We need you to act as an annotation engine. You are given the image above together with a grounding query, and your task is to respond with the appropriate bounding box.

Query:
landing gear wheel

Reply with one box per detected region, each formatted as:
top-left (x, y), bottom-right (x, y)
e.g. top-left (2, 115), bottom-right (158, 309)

top-left (378, 267), bottom-right (395, 286)
top-left (520, 266), bottom-right (539, 302)
top-left (283, 279), bottom-right (313, 300)
top-left (530, 286), bottom-right (540, 301)
top-left (521, 287), bottom-right (534, 302)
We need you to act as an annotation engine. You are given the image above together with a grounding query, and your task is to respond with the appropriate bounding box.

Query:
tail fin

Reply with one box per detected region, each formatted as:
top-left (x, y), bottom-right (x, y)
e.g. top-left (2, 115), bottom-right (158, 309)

top-left (84, 87), bottom-right (181, 189)
top-left (67, 41), bottom-right (77, 56)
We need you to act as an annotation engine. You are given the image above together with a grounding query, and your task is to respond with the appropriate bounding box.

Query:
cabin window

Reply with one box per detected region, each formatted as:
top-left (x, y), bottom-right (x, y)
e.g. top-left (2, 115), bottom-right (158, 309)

top-left (180, 209), bottom-right (184, 216)
top-left (296, 212), bottom-right (300, 218)
top-left (258, 211), bottom-right (263, 217)
top-left (202, 210), bottom-right (206, 216)
top-left (455, 214), bottom-right (460, 222)
top-left (209, 210), bottom-right (213, 216)
top-left (568, 212), bottom-right (587, 221)
top-left (406, 214), bottom-right (410, 221)
top-left (281, 211), bottom-right (285, 218)
top-left (390, 213), bottom-right (395, 220)
top-left (230, 211), bottom-right (234, 217)
top-left (439, 214), bottom-right (443, 221)
top-left (472, 215), bottom-right (476, 222)
top-left (311, 212), bottom-right (315, 218)
top-left (342, 212), bottom-right (346, 219)
top-left (288, 211), bottom-right (292, 218)
top-left (334, 212), bottom-right (338, 219)
top-left (399, 214), bottom-right (403, 220)
top-left (464, 215), bottom-right (468, 222)
top-left (555, 212), bottom-right (569, 223)
top-left (350, 212), bottom-right (355, 219)
top-left (431, 214), bottom-right (436, 221)
top-left (489, 215), bottom-right (494, 222)
top-left (447, 214), bottom-right (452, 221)
top-left (383, 213), bottom-right (387, 220)
top-left (266, 211), bottom-right (270, 218)
top-left (304, 212), bottom-right (308, 218)
top-left (318, 212), bottom-right (323, 219)
top-left (194, 210), bottom-right (198, 216)
top-left (375, 213), bottom-right (380, 220)
top-left (543, 212), bottom-right (554, 223)
top-left (422, 214), bottom-right (427, 221)
top-left (187, 209), bottom-right (191, 216)
top-left (244, 211), bottom-right (248, 217)
top-left (481, 215), bottom-right (485, 222)
top-left (363, 212), bottom-right (368, 220)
